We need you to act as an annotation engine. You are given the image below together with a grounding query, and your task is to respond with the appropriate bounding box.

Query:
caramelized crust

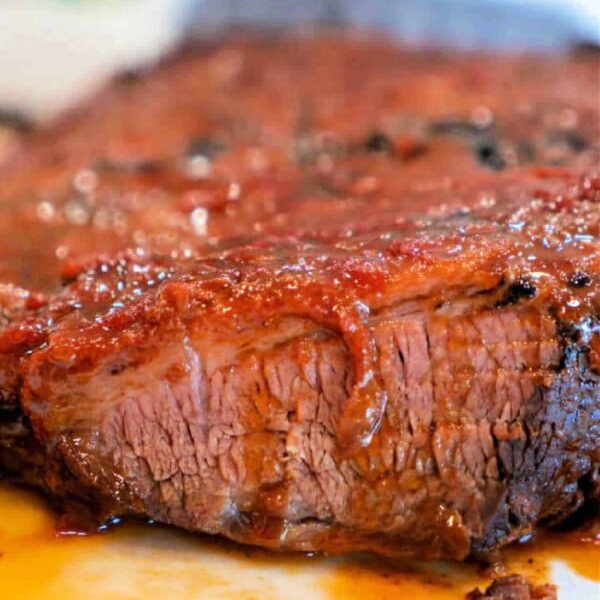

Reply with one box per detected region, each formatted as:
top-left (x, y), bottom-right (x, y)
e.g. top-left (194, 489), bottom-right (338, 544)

top-left (0, 34), bottom-right (598, 558)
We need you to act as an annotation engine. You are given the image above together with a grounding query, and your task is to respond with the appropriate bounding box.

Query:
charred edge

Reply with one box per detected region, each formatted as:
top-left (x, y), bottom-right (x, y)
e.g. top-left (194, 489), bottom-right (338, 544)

top-left (556, 319), bottom-right (580, 343)
top-left (0, 400), bottom-right (33, 450)
top-left (551, 494), bottom-right (600, 532)
top-left (478, 312), bottom-right (598, 555)
top-left (495, 277), bottom-right (537, 307)
top-left (0, 404), bottom-right (36, 476)
top-left (0, 403), bottom-right (23, 424)
top-left (555, 317), bottom-right (600, 380)
top-left (490, 430), bottom-right (508, 487)
top-left (0, 407), bottom-right (128, 524)
top-left (555, 320), bottom-right (580, 372)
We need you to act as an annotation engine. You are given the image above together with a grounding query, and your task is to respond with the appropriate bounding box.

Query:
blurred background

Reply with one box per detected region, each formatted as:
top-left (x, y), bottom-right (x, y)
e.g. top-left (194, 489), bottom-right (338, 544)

top-left (0, 0), bottom-right (599, 120)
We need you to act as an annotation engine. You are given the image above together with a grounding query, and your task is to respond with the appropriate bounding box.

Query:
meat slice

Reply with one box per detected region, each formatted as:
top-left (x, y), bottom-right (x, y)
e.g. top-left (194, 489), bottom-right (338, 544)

top-left (0, 35), bottom-right (598, 559)
top-left (2, 168), bottom-right (598, 558)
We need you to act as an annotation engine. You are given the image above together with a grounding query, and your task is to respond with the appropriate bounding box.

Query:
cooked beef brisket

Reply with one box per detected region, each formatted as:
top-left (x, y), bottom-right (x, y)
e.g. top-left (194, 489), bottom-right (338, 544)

top-left (0, 35), bottom-right (598, 559)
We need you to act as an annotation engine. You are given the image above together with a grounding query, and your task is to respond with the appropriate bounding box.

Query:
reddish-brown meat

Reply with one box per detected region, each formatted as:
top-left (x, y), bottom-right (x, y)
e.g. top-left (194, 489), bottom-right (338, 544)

top-left (0, 34), bottom-right (598, 559)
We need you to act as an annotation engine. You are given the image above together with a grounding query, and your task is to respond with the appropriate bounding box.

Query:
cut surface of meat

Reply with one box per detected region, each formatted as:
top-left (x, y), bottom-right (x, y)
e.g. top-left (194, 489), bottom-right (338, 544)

top-left (0, 33), bottom-right (598, 560)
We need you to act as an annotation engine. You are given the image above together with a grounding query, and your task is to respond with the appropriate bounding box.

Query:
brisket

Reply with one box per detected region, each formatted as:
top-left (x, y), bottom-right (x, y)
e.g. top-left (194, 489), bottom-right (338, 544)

top-left (0, 34), bottom-right (598, 559)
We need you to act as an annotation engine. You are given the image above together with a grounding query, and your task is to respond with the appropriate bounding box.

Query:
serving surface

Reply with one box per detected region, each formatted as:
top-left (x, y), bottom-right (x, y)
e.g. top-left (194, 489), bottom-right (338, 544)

top-left (0, 484), bottom-right (597, 599)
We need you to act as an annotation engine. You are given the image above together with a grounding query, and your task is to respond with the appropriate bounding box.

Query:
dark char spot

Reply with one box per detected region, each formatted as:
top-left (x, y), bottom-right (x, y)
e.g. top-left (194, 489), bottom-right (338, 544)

top-left (556, 320), bottom-right (580, 342)
top-left (364, 131), bottom-right (393, 153)
top-left (497, 276), bottom-right (537, 307)
top-left (569, 271), bottom-right (591, 288)
top-left (474, 139), bottom-right (506, 171)
top-left (429, 119), bottom-right (505, 171)
top-left (0, 404), bottom-right (22, 423)
top-left (109, 362), bottom-right (127, 376)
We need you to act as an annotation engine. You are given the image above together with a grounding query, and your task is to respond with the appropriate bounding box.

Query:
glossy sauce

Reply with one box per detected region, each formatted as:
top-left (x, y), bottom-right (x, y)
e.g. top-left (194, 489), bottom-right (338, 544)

top-left (0, 484), bottom-right (597, 599)
top-left (0, 34), bottom-right (598, 581)
top-left (325, 530), bottom-right (600, 599)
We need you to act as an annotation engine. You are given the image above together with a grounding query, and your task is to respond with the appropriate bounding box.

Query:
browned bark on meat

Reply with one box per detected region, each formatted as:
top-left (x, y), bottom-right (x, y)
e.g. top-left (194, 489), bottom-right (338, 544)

top-left (0, 34), bottom-right (598, 559)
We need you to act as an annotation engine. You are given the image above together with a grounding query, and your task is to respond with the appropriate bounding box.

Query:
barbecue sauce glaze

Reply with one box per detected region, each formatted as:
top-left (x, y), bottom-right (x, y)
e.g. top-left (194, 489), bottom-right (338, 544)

top-left (0, 35), bottom-right (598, 561)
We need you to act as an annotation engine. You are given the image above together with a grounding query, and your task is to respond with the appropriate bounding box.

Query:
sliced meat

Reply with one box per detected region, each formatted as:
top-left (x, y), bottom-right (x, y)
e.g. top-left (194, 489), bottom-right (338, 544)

top-left (0, 34), bottom-right (598, 560)
top-left (2, 169), bottom-right (599, 558)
